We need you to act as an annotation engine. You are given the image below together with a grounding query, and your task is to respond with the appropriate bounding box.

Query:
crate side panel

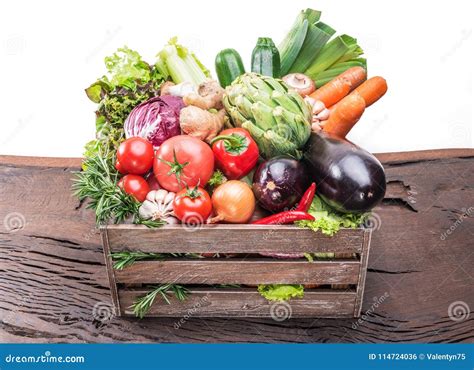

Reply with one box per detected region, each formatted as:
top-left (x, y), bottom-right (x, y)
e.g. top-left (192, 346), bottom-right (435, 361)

top-left (119, 289), bottom-right (357, 318)
top-left (105, 225), bottom-right (364, 254)
top-left (114, 259), bottom-right (360, 285)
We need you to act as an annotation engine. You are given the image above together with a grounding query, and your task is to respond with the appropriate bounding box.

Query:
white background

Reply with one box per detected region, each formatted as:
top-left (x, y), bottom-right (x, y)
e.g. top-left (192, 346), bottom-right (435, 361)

top-left (1, 0), bottom-right (472, 157)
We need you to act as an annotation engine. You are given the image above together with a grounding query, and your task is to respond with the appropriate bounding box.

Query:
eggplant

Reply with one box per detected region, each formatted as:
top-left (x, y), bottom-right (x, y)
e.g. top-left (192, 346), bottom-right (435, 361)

top-left (252, 156), bottom-right (309, 213)
top-left (303, 132), bottom-right (386, 213)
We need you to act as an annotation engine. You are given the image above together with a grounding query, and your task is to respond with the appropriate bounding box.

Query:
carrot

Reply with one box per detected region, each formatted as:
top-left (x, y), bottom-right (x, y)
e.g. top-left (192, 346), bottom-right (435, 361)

top-left (309, 66), bottom-right (367, 107)
top-left (352, 76), bottom-right (387, 107)
top-left (321, 92), bottom-right (366, 138)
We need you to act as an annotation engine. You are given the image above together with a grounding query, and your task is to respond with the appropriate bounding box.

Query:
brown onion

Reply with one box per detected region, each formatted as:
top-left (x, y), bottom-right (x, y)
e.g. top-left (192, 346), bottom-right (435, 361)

top-left (207, 180), bottom-right (255, 224)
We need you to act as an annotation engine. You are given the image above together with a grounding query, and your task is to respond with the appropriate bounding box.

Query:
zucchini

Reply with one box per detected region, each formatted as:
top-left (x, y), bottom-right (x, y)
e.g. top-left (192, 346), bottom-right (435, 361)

top-left (251, 37), bottom-right (281, 78)
top-left (215, 49), bottom-right (245, 87)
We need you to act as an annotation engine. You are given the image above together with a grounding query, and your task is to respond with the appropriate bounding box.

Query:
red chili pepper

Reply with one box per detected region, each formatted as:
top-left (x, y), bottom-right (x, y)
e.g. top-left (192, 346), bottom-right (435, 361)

top-left (296, 182), bottom-right (316, 212)
top-left (252, 211), bottom-right (315, 225)
top-left (210, 128), bottom-right (259, 180)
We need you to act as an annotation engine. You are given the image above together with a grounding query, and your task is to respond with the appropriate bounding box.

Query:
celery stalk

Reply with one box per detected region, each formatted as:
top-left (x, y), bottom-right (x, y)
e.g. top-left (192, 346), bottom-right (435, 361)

top-left (155, 38), bottom-right (209, 86)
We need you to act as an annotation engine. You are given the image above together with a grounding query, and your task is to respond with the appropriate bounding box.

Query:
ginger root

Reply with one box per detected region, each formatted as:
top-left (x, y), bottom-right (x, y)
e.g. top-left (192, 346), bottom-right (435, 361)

top-left (183, 80), bottom-right (225, 110)
top-left (180, 107), bottom-right (227, 143)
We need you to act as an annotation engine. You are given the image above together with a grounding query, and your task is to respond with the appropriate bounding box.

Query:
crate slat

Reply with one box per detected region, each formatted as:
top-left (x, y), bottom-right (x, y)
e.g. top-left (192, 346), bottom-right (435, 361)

top-left (119, 288), bottom-right (357, 318)
top-left (114, 259), bottom-right (360, 285)
top-left (104, 225), bottom-right (364, 254)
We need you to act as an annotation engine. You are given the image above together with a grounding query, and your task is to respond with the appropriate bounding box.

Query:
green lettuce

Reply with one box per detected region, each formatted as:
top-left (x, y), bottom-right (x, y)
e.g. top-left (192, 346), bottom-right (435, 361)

top-left (296, 195), bottom-right (368, 236)
top-left (84, 46), bottom-right (166, 159)
top-left (258, 284), bottom-right (304, 301)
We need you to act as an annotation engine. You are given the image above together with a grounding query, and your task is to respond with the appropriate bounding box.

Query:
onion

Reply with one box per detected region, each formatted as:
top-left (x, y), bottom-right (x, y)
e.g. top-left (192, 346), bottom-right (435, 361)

top-left (282, 73), bottom-right (316, 97)
top-left (208, 180), bottom-right (255, 224)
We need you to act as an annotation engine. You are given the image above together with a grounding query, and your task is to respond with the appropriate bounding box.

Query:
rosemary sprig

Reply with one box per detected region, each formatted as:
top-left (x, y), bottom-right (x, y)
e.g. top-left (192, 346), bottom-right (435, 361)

top-left (111, 251), bottom-right (165, 270)
top-left (72, 154), bottom-right (139, 224)
top-left (111, 251), bottom-right (202, 270)
top-left (132, 284), bottom-right (189, 318)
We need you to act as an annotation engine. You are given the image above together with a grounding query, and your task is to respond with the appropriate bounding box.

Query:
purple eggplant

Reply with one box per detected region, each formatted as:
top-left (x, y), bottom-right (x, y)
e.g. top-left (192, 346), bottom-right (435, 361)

top-left (303, 132), bottom-right (386, 213)
top-left (252, 156), bottom-right (309, 213)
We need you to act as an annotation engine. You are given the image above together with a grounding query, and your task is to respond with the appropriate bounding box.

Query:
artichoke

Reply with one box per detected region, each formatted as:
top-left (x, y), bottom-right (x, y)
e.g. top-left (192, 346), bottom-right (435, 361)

top-left (223, 73), bottom-right (312, 159)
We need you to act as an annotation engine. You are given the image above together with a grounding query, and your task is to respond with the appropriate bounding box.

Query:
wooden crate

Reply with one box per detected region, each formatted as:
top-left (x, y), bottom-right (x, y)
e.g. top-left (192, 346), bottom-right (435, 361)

top-left (100, 224), bottom-right (371, 318)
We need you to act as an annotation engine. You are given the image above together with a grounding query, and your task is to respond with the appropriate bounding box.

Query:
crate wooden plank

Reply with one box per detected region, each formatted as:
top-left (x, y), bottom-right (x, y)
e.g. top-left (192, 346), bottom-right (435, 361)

top-left (119, 288), bottom-right (357, 318)
top-left (114, 259), bottom-right (360, 285)
top-left (104, 225), bottom-right (364, 254)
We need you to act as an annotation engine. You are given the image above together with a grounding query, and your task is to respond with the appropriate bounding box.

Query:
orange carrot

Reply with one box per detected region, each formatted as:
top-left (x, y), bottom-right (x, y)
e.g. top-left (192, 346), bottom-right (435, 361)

top-left (309, 66), bottom-right (367, 107)
top-left (352, 76), bottom-right (387, 107)
top-left (321, 92), bottom-right (366, 138)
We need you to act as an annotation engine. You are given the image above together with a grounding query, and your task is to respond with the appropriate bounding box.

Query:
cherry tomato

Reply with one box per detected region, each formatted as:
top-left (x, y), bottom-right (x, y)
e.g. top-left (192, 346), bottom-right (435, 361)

top-left (173, 186), bottom-right (212, 224)
top-left (118, 174), bottom-right (149, 202)
top-left (116, 137), bottom-right (154, 175)
top-left (211, 128), bottom-right (259, 179)
top-left (154, 135), bottom-right (214, 192)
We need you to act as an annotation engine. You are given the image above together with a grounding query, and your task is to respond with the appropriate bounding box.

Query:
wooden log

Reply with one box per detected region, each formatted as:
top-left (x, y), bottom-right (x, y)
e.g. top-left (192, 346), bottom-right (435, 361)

top-left (1, 149), bottom-right (473, 343)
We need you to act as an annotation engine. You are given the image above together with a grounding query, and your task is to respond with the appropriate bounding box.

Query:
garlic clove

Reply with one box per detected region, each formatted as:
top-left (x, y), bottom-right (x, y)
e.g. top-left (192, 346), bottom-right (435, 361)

top-left (154, 189), bottom-right (168, 203)
top-left (139, 200), bottom-right (157, 219)
top-left (146, 190), bottom-right (157, 202)
top-left (315, 108), bottom-right (330, 121)
top-left (312, 100), bottom-right (326, 114)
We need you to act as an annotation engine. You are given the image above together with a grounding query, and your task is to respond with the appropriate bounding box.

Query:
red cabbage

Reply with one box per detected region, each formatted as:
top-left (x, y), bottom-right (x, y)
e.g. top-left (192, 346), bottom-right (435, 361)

top-left (124, 95), bottom-right (184, 148)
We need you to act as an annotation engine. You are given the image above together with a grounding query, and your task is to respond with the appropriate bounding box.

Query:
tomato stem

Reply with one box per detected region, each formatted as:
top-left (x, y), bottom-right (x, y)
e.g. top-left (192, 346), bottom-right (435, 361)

top-left (159, 149), bottom-right (189, 187)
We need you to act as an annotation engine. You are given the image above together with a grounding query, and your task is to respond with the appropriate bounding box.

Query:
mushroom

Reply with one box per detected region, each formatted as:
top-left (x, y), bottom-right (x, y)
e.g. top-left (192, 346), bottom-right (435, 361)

top-left (282, 73), bottom-right (316, 97)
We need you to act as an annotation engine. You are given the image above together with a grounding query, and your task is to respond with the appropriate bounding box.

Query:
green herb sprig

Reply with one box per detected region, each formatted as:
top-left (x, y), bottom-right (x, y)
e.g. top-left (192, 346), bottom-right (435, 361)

top-left (132, 284), bottom-right (189, 318)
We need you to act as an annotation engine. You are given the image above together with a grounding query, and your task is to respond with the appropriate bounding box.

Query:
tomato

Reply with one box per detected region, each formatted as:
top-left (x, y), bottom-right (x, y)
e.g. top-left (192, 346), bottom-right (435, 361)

top-left (173, 186), bottom-right (212, 224)
top-left (118, 174), bottom-right (149, 202)
top-left (211, 128), bottom-right (259, 179)
top-left (116, 137), bottom-right (154, 175)
top-left (154, 135), bottom-right (214, 192)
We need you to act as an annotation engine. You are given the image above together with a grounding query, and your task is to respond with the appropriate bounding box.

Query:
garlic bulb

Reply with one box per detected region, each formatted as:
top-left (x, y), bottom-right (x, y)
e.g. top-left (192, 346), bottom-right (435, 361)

top-left (138, 189), bottom-right (177, 224)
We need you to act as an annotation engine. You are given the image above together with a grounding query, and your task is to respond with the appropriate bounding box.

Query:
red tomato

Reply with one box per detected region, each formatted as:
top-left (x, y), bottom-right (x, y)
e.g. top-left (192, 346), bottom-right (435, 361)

top-left (173, 186), bottom-right (212, 224)
top-left (154, 135), bottom-right (214, 192)
top-left (118, 174), bottom-right (149, 202)
top-left (116, 137), bottom-right (154, 175)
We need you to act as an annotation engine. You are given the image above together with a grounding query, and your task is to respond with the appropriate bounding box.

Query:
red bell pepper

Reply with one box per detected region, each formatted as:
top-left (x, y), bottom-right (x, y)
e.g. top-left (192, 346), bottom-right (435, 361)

top-left (210, 128), bottom-right (259, 180)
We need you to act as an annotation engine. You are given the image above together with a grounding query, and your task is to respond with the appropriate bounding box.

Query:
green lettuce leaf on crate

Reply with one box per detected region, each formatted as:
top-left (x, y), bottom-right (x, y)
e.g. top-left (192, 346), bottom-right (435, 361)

top-left (258, 284), bottom-right (304, 301)
top-left (296, 195), bottom-right (368, 236)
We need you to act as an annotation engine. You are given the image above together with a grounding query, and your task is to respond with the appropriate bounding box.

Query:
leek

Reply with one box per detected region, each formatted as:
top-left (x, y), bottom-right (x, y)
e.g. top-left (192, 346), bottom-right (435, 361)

top-left (305, 35), bottom-right (353, 78)
top-left (289, 21), bottom-right (335, 73)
